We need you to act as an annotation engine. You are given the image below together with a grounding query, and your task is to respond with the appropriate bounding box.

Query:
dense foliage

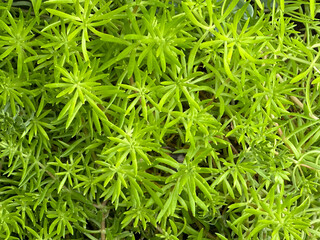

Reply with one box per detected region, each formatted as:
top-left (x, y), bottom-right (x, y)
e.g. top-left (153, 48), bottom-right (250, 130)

top-left (1, 0), bottom-right (320, 239)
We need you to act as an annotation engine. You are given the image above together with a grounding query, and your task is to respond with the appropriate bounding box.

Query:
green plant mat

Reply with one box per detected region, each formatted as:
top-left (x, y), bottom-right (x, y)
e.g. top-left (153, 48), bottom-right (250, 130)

top-left (1, 0), bottom-right (320, 239)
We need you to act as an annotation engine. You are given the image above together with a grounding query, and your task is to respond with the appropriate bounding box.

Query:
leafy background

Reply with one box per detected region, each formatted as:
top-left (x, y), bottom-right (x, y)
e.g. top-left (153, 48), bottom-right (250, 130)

top-left (1, 0), bottom-right (320, 239)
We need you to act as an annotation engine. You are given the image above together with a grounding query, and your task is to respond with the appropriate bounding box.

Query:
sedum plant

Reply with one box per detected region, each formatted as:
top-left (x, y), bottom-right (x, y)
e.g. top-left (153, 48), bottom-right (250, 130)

top-left (1, 0), bottom-right (320, 239)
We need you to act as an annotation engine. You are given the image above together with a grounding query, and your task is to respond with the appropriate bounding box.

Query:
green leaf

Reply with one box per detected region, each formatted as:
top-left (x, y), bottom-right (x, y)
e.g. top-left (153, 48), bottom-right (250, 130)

top-left (310, 0), bottom-right (315, 19)
top-left (182, 3), bottom-right (209, 29)
top-left (46, 9), bottom-right (81, 21)
top-left (221, 0), bottom-right (239, 22)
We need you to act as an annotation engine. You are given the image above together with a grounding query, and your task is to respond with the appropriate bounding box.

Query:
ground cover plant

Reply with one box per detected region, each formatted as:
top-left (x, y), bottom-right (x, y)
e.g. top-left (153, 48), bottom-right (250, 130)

top-left (1, 0), bottom-right (320, 239)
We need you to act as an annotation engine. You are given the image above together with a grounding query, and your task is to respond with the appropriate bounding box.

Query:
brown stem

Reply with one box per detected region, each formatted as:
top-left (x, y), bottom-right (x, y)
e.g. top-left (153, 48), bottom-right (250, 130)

top-left (300, 164), bottom-right (316, 170)
top-left (100, 200), bottom-right (108, 240)
top-left (93, 203), bottom-right (100, 209)
top-left (38, 162), bottom-right (57, 180)
top-left (133, 5), bottom-right (139, 14)
top-left (206, 95), bottom-right (215, 107)
top-left (289, 96), bottom-right (304, 109)
top-left (193, 218), bottom-right (217, 240)
top-left (215, 136), bottom-right (239, 155)
top-left (273, 120), bottom-right (293, 154)
top-left (276, 73), bottom-right (318, 120)
top-left (156, 226), bottom-right (164, 234)
top-left (129, 76), bottom-right (135, 86)
top-left (224, 136), bottom-right (239, 154)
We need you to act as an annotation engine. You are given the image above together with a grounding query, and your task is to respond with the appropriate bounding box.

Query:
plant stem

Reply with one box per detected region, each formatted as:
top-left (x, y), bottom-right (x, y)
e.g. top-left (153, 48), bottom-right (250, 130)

top-left (101, 200), bottom-right (108, 240)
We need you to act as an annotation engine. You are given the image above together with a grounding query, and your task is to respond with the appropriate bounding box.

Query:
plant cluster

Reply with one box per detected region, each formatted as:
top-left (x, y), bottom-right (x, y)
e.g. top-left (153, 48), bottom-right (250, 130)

top-left (1, 0), bottom-right (320, 239)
